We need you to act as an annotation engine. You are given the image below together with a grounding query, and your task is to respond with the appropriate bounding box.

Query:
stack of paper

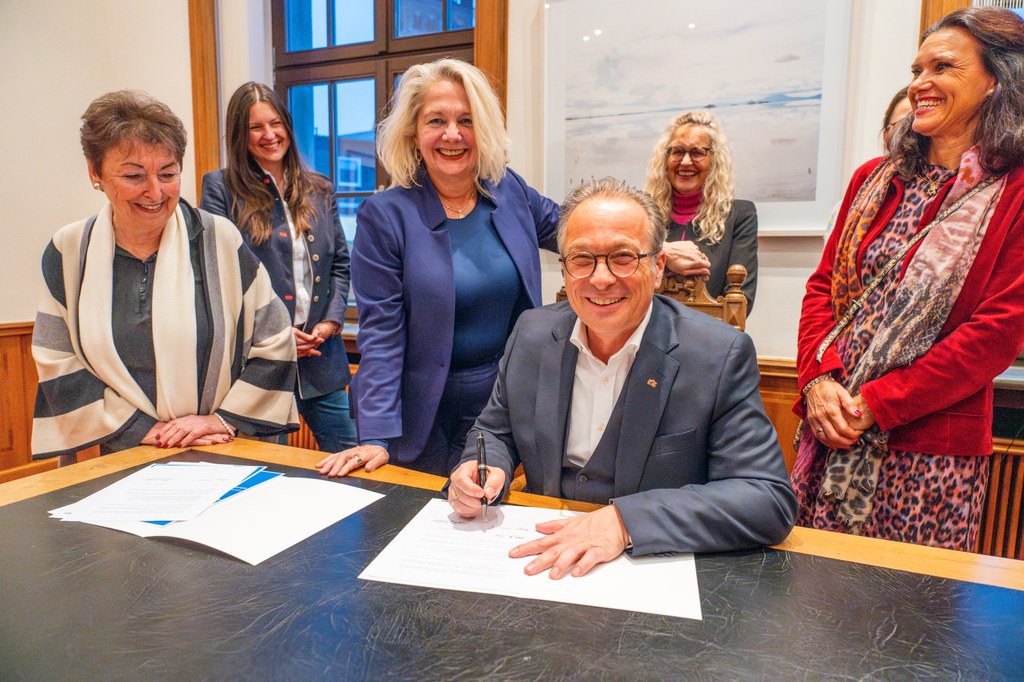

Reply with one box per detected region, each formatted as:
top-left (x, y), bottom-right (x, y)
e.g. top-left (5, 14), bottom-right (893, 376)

top-left (51, 462), bottom-right (384, 565)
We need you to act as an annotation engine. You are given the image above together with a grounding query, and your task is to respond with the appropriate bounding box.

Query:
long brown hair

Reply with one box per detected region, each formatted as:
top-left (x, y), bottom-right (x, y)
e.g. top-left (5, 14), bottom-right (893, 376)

top-left (223, 82), bottom-right (333, 245)
top-left (891, 7), bottom-right (1024, 177)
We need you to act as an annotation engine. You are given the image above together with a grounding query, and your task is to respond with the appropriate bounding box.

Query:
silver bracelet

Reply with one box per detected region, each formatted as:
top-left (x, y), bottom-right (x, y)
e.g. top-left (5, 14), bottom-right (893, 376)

top-left (214, 412), bottom-right (236, 436)
top-left (801, 373), bottom-right (836, 396)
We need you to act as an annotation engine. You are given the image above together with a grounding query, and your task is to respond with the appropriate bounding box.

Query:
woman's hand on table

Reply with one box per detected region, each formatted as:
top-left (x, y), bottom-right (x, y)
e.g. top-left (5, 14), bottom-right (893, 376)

top-left (663, 241), bottom-right (711, 278)
top-left (141, 415), bottom-right (234, 449)
top-left (804, 378), bottom-right (864, 449)
top-left (448, 459), bottom-right (505, 518)
top-left (317, 444), bottom-right (388, 477)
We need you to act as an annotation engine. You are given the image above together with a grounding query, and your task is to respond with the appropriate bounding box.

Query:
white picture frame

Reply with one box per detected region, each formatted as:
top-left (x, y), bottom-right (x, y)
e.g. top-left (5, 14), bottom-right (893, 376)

top-left (544, 0), bottom-right (852, 236)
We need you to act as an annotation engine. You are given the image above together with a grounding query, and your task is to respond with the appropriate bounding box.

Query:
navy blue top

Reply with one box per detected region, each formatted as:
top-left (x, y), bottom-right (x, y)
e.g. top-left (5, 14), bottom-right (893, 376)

top-left (448, 198), bottom-right (523, 368)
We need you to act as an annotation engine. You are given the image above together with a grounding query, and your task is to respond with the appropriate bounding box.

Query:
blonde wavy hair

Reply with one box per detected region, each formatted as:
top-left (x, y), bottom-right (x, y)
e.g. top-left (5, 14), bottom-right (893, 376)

top-left (643, 111), bottom-right (734, 244)
top-left (377, 58), bottom-right (509, 194)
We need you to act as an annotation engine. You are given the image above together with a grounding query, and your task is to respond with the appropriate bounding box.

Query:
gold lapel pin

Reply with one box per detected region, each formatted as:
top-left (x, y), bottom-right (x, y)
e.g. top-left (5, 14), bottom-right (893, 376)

top-left (647, 379), bottom-right (657, 388)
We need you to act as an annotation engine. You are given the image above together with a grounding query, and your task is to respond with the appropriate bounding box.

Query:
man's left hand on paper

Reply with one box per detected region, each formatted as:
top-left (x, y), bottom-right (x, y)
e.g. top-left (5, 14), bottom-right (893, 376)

top-left (509, 504), bottom-right (631, 579)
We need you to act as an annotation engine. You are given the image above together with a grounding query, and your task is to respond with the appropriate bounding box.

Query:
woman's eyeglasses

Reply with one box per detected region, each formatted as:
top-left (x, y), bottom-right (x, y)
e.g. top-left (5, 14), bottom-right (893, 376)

top-left (559, 249), bottom-right (655, 279)
top-left (666, 146), bottom-right (711, 163)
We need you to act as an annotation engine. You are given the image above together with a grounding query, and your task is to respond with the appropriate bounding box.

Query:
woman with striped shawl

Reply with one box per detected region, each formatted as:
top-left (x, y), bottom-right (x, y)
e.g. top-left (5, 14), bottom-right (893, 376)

top-left (32, 91), bottom-right (299, 463)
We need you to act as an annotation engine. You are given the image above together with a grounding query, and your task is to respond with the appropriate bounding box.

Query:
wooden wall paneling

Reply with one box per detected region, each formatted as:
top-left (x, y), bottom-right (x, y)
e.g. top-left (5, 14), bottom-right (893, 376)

top-left (0, 323), bottom-right (37, 468)
top-left (919, 0), bottom-right (971, 37)
top-left (474, 0), bottom-right (508, 116)
top-left (188, 0), bottom-right (222, 199)
top-left (757, 359), bottom-right (802, 473)
top-left (0, 323), bottom-right (55, 482)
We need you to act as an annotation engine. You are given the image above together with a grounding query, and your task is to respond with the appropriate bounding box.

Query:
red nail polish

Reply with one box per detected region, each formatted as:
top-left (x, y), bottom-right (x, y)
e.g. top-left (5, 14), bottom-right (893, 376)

top-left (854, 409), bottom-right (862, 417)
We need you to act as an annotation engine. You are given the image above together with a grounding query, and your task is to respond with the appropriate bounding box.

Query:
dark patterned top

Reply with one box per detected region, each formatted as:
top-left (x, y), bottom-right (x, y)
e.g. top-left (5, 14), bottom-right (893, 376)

top-left (837, 165), bottom-right (956, 372)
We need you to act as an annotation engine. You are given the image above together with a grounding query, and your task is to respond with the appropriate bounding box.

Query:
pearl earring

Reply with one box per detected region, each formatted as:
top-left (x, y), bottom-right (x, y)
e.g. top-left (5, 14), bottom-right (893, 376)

top-left (93, 182), bottom-right (101, 190)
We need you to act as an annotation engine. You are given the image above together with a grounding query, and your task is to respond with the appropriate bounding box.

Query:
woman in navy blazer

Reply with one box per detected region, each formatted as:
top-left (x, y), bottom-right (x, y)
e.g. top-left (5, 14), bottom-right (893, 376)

top-left (317, 58), bottom-right (558, 477)
top-left (200, 82), bottom-right (356, 451)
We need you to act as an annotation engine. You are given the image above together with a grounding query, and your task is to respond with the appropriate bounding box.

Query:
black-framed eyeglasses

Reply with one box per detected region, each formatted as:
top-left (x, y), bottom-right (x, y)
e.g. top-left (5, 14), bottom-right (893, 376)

top-left (559, 249), bottom-right (655, 279)
top-left (666, 146), bottom-right (711, 163)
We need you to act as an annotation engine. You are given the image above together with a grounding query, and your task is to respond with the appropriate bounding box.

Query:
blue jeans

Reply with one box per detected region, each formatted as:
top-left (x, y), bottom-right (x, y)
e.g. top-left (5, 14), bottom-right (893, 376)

top-left (297, 388), bottom-right (358, 452)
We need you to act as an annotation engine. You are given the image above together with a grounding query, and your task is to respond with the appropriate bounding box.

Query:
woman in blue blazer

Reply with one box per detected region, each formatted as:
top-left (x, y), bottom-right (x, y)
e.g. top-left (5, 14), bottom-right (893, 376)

top-left (201, 82), bottom-right (356, 451)
top-left (317, 59), bottom-right (558, 477)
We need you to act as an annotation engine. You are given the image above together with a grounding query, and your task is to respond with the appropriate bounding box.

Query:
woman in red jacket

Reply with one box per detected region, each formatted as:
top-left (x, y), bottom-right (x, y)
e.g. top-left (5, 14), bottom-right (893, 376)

top-left (793, 7), bottom-right (1024, 551)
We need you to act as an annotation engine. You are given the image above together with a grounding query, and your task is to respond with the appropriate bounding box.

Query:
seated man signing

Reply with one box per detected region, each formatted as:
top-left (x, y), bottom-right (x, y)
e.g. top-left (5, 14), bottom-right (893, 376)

top-left (447, 177), bottom-right (797, 579)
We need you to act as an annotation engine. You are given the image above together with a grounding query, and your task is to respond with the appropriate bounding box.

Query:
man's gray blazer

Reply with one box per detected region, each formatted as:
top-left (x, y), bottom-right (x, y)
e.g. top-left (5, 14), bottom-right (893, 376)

top-left (462, 295), bottom-right (797, 556)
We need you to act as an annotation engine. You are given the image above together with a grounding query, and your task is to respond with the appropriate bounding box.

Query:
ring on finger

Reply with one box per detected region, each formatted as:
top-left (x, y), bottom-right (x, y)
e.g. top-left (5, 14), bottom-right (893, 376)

top-left (816, 427), bottom-right (825, 434)
top-left (353, 455), bottom-right (363, 465)
top-left (452, 490), bottom-right (460, 503)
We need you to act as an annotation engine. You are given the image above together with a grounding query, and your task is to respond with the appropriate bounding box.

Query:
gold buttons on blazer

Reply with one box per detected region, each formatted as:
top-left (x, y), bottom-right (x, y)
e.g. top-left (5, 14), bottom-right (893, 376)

top-left (307, 235), bottom-right (314, 242)
top-left (314, 275), bottom-right (321, 283)
top-left (313, 295), bottom-right (319, 302)
top-left (312, 254), bottom-right (319, 262)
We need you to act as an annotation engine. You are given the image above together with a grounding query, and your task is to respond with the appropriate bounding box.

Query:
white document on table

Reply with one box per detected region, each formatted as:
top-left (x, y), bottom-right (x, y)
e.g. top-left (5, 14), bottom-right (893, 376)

top-left (87, 476), bottom-right (384, 565)
top-left (48, 462), bottom-right (262, 522)
top-left (359, 498), bottom-right (702, 620)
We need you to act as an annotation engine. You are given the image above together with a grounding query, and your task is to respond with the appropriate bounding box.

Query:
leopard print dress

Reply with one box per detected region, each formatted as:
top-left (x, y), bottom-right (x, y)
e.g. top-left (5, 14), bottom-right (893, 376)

top-left (793, 166), bottom-right (991, 551)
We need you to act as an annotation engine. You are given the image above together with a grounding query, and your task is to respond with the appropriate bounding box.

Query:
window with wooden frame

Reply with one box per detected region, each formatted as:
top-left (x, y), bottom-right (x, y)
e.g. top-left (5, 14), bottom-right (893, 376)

top-left (271, 0), bottom-right (475, 243)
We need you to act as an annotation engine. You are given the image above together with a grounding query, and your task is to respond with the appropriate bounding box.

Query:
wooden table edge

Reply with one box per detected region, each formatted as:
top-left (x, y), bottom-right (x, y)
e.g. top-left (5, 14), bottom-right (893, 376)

top-left (3, 441), bottom-right (1021, 591)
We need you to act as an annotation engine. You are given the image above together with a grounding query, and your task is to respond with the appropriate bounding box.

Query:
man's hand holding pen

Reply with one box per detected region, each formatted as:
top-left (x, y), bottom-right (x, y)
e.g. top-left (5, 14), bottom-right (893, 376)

top-left (476, 433), bottom-right (489, 519)
top-left (448, 451), bottom-right (505, 519)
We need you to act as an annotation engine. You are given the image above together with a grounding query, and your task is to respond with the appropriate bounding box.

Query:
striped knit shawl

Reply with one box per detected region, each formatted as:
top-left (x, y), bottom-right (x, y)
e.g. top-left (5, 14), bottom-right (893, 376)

top-left (32, 201), bottom-right (298, 457)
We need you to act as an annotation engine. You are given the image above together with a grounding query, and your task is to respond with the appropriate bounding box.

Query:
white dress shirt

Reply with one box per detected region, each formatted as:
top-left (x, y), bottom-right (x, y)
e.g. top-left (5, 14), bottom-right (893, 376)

top-left (565, 304), bottom-right (654, 468)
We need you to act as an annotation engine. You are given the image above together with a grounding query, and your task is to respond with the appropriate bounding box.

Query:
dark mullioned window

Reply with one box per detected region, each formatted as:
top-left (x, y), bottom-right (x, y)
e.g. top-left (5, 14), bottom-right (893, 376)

top-left (272, 0), bottom-right (475, 242)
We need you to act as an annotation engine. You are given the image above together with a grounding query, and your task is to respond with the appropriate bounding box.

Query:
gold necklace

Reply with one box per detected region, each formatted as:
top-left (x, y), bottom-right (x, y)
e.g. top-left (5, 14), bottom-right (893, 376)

top-left (440, 194), bottom-right (476, 219)
top-left (925, 168), bottom-right (955, 197)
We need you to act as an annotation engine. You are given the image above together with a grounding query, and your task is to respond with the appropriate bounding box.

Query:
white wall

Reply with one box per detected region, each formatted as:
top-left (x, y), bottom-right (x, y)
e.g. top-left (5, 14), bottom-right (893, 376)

top-left (506, 0), bottom-right (922, 359)
top-left (0, 0), bottom-right (196, 324)
top-left (216, 0), bottom-right (275, 149)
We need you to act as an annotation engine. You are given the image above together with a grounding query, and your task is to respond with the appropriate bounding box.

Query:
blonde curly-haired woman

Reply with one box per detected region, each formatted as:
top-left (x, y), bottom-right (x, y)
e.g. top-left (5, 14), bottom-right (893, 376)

top-left (644, 111), bottom-right (758, 311)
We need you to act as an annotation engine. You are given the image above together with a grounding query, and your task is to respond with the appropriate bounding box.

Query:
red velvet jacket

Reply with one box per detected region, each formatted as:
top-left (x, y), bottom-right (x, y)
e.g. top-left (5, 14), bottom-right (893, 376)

top-left (796, 158), bottom-right (1024, 456)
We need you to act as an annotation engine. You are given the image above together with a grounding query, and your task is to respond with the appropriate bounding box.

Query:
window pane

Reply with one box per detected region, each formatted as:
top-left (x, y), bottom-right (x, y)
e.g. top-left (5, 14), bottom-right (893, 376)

top-left (394, 0), bottom-right (442, 38)
top-left (286, 0), bottom-right (328, 51)
top-left (289, 83), bottom-right (332, 179)
top-left (333, 0), bottom-right (374, 46)
top-left (447, 0), bottom-right (474, 31)
top-left (335, 79), bottom-right (377, 193)
top-left (338, 196), bottom-right (367, 243)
